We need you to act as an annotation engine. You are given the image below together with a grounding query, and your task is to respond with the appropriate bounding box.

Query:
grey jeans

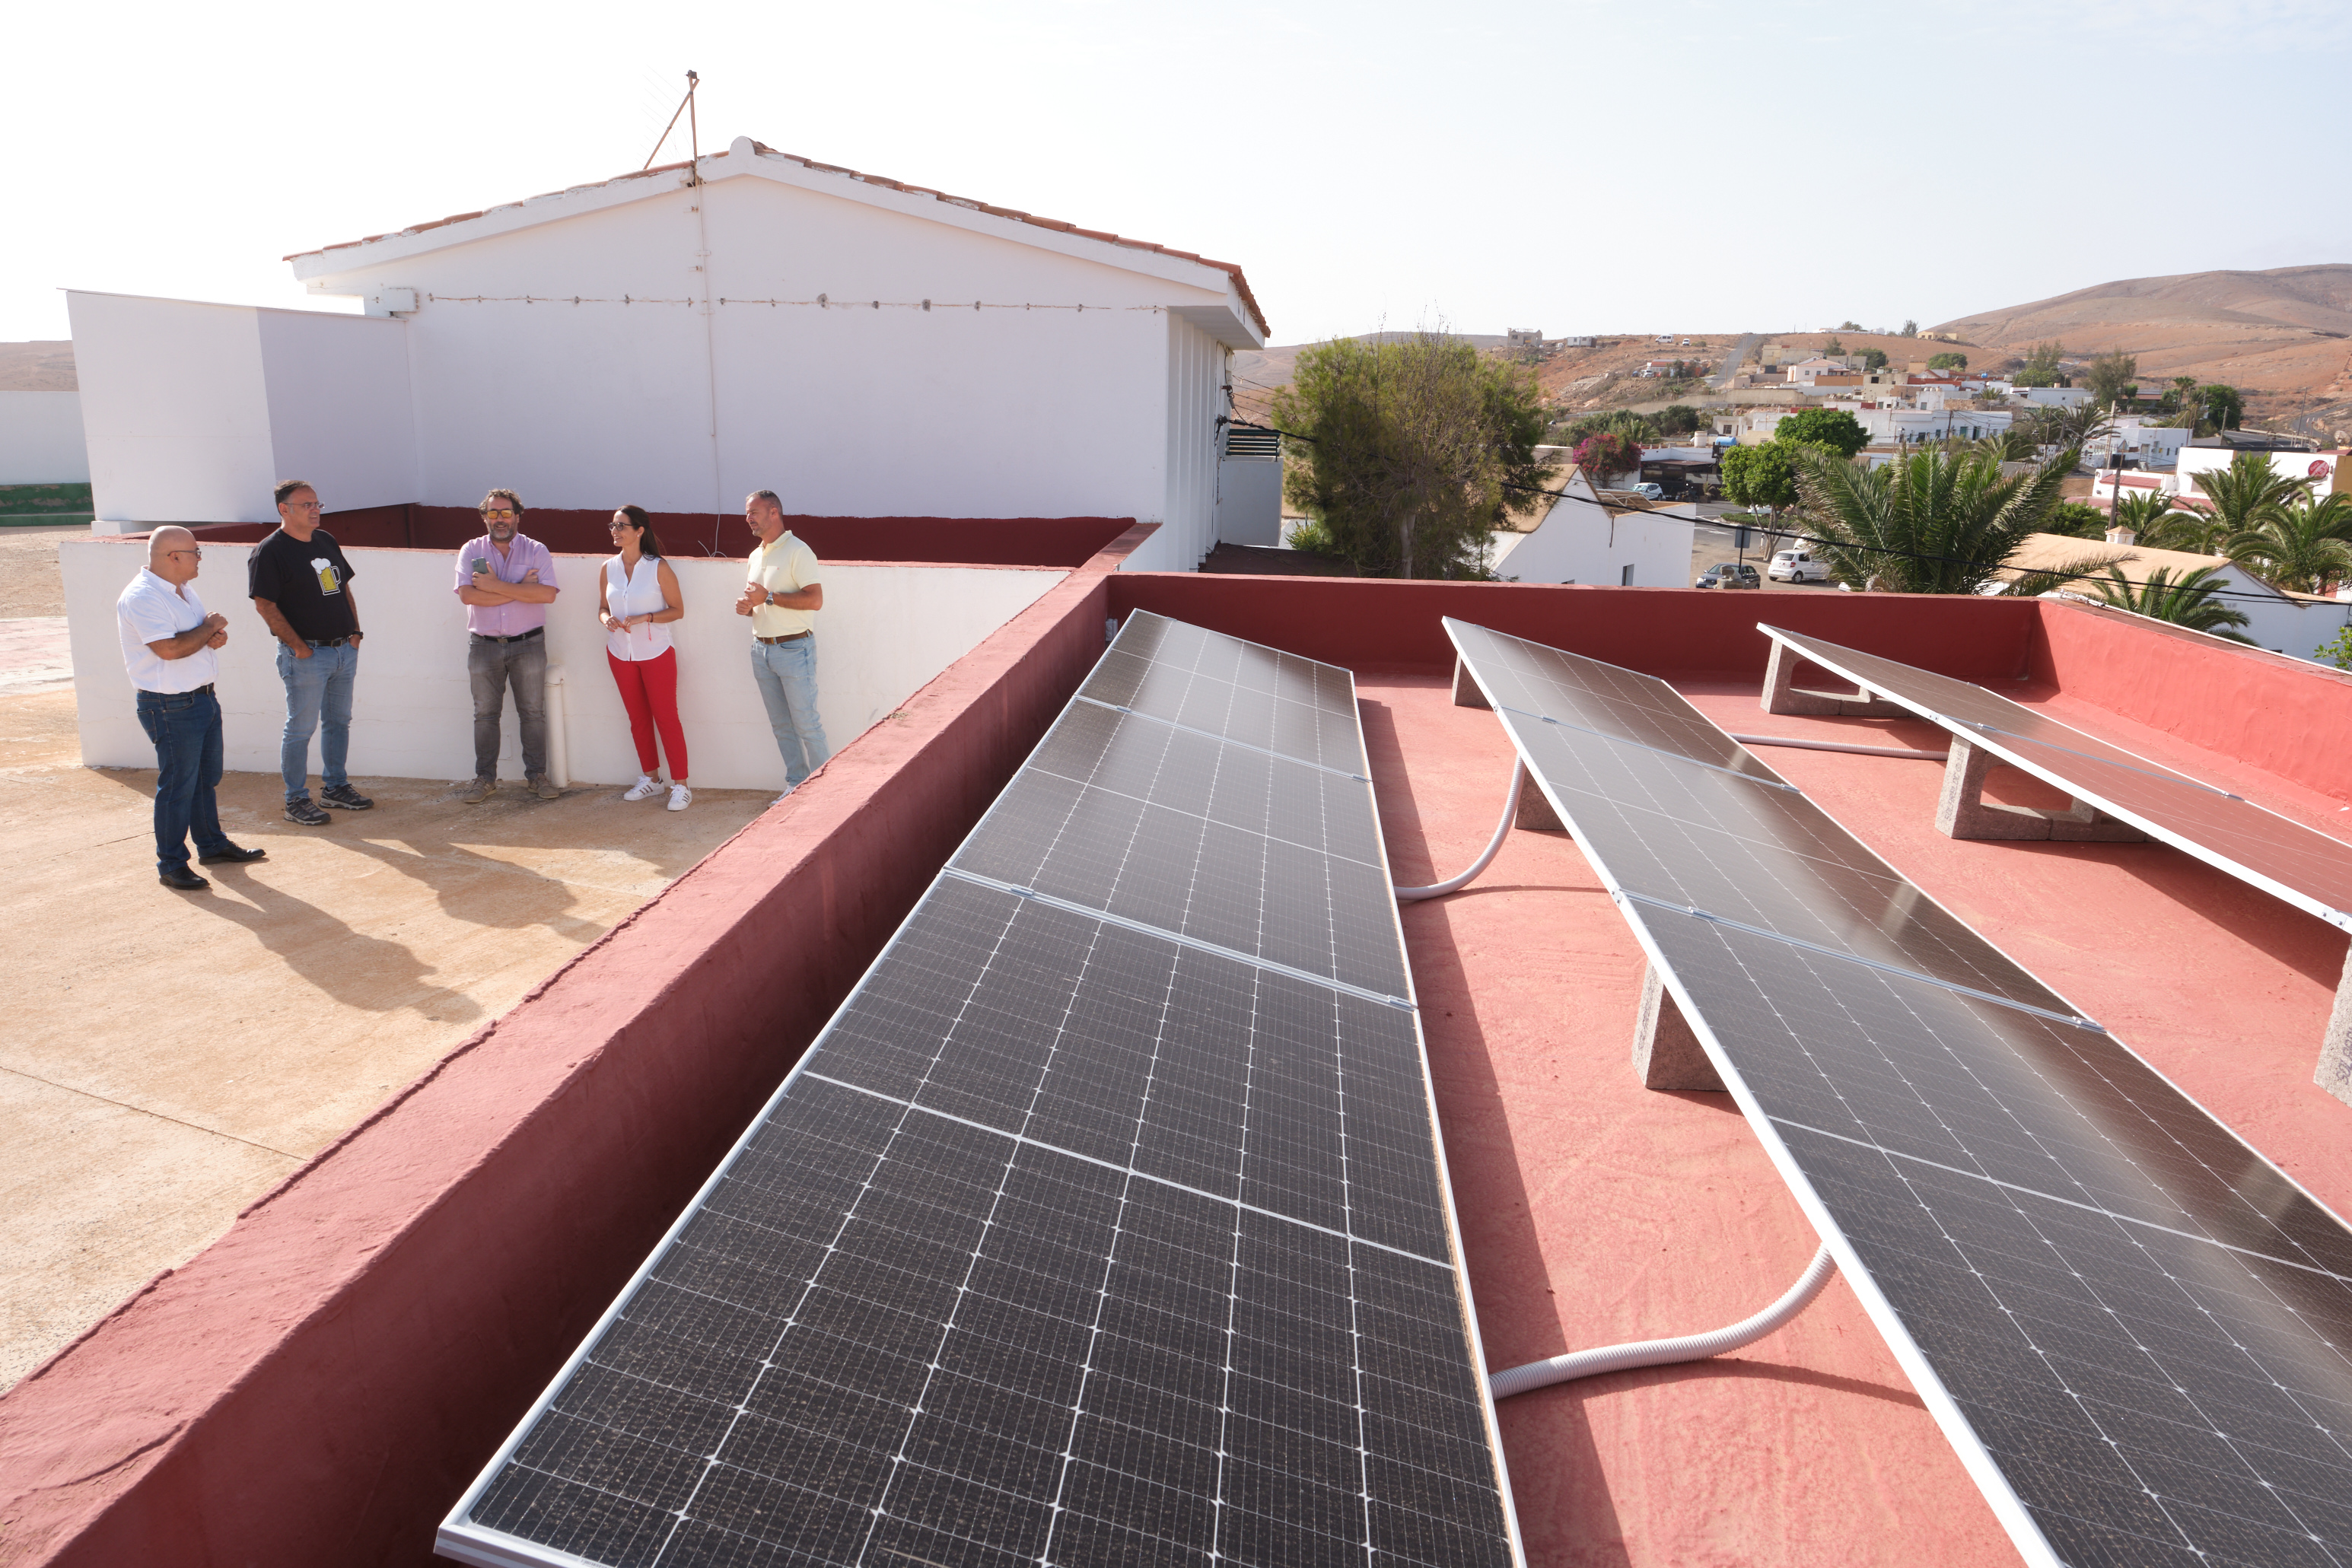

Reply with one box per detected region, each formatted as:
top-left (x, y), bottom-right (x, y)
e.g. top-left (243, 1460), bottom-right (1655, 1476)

top-left (468, 633), bottom-right (547, 781)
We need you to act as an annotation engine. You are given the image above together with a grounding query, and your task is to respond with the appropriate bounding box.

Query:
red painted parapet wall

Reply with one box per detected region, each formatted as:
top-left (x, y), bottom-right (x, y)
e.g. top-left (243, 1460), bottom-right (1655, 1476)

top-left (0, 526), bottom-right (1151, 1567)
top-left (2028, 599), bottom-right (2352, 806)
top-left (1107, 574), bottom-right (2045, 680)
top-left (184, 509), bottom-right (1138, 568)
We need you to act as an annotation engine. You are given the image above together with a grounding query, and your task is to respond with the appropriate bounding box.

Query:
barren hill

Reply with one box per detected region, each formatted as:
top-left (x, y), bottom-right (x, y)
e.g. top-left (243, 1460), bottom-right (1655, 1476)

top-left (1929, 265), bottom-right (2352, 435)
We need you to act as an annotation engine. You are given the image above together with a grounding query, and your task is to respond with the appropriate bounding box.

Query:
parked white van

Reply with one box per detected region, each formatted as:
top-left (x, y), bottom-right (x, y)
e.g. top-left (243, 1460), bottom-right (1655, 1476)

top-left (1768, 548), bottom-right (1832, 583)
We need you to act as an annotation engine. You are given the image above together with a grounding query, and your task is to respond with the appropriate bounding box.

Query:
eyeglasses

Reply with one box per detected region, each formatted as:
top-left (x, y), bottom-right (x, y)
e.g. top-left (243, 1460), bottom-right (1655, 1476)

top-left (283, 501), bottom-right (322, 511)
top-left (166, 548), bottom-right (202, 558)
top-left (483, 508), bottom-right (518, 520)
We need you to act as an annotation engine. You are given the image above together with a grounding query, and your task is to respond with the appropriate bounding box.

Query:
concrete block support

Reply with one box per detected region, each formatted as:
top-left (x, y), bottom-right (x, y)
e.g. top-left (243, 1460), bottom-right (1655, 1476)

top-left (1453, 657), bottom-right (1491, 709)
top-left (2319, 946), bottom-right (2352, 1108)
top-left (1934, 735), bottom-right (2149, 843)
top-left (1517, 770), bottom-right (1566, 832)
top-left (1633, 962), bottom-right (1726, 1091)
top-left (1760, 638), bottom-right (1906, 717)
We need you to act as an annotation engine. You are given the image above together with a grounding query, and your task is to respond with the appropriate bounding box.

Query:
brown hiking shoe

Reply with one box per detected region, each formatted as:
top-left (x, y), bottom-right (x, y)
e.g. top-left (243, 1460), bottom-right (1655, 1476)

top-left (529, 775), bottom-right (561, 800)
top-left (460, 777), bottom-right (496, 804)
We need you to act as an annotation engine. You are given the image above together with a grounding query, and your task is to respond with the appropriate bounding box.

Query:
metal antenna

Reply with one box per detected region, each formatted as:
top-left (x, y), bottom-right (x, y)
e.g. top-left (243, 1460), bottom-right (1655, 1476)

top-left (643, 71), bottom-right (700, 170)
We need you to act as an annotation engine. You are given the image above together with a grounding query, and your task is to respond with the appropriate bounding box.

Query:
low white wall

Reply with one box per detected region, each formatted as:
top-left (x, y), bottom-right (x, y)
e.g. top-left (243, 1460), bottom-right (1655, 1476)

top-left (62, 542), bottom-right (1064, 791)
top-left (0, 392), bottom-right (90, 485)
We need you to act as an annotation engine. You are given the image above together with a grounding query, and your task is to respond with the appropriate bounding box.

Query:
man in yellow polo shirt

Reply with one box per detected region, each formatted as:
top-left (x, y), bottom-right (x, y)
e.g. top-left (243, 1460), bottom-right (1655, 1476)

top-left (735, 489), bottom-right (829, 800)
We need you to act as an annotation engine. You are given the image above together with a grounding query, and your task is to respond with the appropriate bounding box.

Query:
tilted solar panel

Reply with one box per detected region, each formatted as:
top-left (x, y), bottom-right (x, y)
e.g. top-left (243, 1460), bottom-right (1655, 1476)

top-left (1759, 624), bottom-right (2352, 931)
top-left (438, 612), bottom-right (1521, 1568)
top-left (1448, 617), bottom-right (2352, 1568)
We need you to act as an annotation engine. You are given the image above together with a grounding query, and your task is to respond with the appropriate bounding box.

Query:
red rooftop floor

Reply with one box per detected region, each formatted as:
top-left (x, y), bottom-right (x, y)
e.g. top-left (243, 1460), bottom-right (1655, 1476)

top-left (4, 561), bottom-right (2349, 1566)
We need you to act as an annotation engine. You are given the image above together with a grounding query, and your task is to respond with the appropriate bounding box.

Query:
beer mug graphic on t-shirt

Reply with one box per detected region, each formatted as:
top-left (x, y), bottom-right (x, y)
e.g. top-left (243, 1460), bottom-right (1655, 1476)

top-left (310, 557), bottom-right (342, 596)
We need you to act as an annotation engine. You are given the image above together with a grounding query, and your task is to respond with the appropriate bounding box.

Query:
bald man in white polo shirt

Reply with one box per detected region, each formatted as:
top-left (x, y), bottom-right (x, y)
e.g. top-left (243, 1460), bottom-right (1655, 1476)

top-left (117, 526), bottom-right (266, 890)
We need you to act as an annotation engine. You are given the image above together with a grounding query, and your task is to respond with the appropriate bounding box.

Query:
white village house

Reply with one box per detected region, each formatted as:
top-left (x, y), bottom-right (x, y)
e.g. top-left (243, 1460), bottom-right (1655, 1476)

top-left (69, 137), bottom-right (1269, 572)
top-left (1488, 461), bottom-right (1695, 587)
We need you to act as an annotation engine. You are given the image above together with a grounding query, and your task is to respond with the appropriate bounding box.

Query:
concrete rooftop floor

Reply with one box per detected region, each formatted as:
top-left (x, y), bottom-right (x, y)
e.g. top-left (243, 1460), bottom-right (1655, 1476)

top-left (1365, 668), bottom-right (2352, 1567)
top-left (0, 678), bottom-right (772, 1394)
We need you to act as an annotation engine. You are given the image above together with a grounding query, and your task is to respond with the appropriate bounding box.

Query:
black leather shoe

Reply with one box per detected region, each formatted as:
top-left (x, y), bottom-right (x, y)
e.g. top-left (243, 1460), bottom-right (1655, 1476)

top-left (198, 844), bottom-right (268, 865)
top-left (159, 866), bottom-right (210, 890)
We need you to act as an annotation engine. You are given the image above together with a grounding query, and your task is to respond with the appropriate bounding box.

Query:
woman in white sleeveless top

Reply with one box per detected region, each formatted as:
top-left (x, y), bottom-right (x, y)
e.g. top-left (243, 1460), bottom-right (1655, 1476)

top-left (599, 507), bottom-right (692, 809)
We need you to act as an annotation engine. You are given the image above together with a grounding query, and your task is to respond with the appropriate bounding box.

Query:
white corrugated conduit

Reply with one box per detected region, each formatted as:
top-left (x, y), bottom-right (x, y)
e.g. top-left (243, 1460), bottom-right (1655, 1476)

top-left (1729, 733), bottom-right (1947, 762)
top-left (1488, 1243), bottom-right (1839, 1400)
top-left (1394, 759), bottom-right (1526, 902)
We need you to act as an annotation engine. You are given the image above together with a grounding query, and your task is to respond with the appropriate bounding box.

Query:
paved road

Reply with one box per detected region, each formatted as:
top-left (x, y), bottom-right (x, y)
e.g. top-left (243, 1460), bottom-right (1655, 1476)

top-left (1712, 332), bottom-right (1762, 390)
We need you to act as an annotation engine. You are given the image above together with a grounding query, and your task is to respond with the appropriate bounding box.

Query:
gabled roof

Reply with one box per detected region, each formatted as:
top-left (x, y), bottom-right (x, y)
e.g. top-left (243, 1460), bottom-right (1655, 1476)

top-left (2001, 531), bottom-right (2296, 600)
top-left (285, 139), bottom-right (1267, 340)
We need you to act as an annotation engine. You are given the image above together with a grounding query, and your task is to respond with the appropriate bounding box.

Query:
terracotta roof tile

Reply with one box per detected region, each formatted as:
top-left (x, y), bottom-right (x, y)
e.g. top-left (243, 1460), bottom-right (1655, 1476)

top-left (286, 145), bottom-right (1268, 339)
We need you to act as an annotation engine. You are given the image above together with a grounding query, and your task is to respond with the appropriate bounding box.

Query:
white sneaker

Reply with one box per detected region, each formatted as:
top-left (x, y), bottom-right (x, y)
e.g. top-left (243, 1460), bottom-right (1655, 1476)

top-left (774, 785), bottom-right (795, 806)
top-left (622, 775), bottom-right (662, 802)
top-left (667, 784), bottom-right (692, 812)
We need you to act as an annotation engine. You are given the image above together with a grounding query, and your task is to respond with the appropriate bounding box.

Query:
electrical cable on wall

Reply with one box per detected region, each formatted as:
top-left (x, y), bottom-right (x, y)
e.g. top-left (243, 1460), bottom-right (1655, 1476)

top-left (423, 294), bottom-right (1171, 314)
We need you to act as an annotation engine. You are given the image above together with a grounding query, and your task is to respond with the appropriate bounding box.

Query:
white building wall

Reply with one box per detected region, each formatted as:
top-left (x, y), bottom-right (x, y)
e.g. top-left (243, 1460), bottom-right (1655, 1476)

top-left (69, 293), bottom-right (276, 526)
top-left (291, 156), bottom-right (1248, 537)
top-left (1144, 313), bottom-right (1224, 571)
top-left (62, 540), bottom-right (1064, 790)
top-left (1215, 459), bottom-right (1282, 546)
top-left (68, 292), bottom-right (415, 530)
top-left (1489, 472), bottom-right (1696, 586)
top-left (0, 392), bottom-right (90, 484)
top-left (255, 307), bottom-right (418, 509)
top-left (2178, 447), bottom-right (2341, 501)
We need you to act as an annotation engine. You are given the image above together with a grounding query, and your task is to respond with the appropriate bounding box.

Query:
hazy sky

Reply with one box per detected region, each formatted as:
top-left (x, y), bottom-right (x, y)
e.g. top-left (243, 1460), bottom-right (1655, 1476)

top-left (8, 0), bottom-right (2347, 348)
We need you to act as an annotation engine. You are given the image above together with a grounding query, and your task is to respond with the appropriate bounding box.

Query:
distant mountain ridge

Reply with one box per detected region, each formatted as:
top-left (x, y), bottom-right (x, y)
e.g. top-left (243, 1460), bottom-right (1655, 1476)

top-left (1932, 265), bottom-right (2352, 346)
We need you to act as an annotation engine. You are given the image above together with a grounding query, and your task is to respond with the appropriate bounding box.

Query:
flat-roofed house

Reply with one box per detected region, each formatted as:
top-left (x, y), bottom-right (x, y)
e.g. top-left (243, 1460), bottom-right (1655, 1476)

top-left (68, 138), bottom-right (1268, 572)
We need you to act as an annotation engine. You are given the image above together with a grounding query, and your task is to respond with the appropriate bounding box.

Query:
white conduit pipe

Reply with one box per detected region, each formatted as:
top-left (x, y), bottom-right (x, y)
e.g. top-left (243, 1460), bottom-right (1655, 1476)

top-left (1395, 758), bottom-right (1526, 902)
top-left (1729, 733), bottom-right (1946, 762)
top-left (1489, 1242), bottom-right (1839, 1400)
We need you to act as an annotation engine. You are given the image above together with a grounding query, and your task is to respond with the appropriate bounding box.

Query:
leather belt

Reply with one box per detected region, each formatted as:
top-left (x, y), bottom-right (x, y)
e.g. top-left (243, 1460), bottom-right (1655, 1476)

top-left (756, 631), bottom-right (811, 644)
top-left (140, 683), bottom-right (215, 697)
top-left (472, 627), bottom-right (544, 644)
top-left (307, 636), bottom-right (358, 647)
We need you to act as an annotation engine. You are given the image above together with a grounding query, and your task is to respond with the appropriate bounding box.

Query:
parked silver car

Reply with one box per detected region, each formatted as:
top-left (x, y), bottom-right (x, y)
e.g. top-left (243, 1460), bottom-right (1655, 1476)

top-left (1768, 549), bottom-right (1832, 584)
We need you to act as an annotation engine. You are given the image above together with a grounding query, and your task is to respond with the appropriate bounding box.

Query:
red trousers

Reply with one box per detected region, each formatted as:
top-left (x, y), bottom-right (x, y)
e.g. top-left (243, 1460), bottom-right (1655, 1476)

top-left (607, 648), bottom-right (689, 781)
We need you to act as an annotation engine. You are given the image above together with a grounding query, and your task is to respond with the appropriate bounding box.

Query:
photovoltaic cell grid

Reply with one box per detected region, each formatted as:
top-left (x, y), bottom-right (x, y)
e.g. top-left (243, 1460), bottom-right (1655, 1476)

top-left (438, 612), bottom-right (1520, 1568)
top-left (1760, 623), bottom-right (2352, 932)
top-left (1446, 617), bottom-right (2352, 1568)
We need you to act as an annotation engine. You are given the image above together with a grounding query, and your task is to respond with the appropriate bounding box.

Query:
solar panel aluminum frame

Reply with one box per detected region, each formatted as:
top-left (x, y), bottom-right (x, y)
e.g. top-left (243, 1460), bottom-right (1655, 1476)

top-left (1442, 615), bottom-right (2280, 1568)
top-left (437, 611), bottom-right (1529, 1568)
top-left (1759, 623), bottom-right (2352, 935)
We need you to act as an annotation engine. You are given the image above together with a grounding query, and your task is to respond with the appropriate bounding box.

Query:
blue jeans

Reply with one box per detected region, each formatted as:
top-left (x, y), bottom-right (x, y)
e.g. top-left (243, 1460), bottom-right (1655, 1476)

top-left (136, 687), bottom-right (231, 873)
top-left (278, 641), bottom-right (357, 803)
top-left (750, 637), bottom-right (829, 787)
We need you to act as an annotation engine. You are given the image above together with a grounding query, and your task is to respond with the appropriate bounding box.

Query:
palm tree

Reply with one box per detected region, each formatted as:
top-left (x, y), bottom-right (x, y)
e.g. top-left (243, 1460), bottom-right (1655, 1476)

top-left (2086, 565), bottom-right (2253, 641)
top-left (2223, 493), bottom-right (2352, 593)
top-left (2177, 450), bottom-right (2312, 555)
top-left (1795, 444), bottom-right (2080, 593)
top-left (2108, 488), bottom-right (2183, 539)
top-left (2025, 401), bottom-right (2116, 450)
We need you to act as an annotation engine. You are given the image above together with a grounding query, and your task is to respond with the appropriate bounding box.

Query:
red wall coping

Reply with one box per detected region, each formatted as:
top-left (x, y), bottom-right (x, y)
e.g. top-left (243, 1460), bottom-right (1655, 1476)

top-left (1106, 574), bottom-right (2045, 682)
top-left (2028, 599), bottom-right (2352, 806)
top-left (180, 510), bottom-right (1137, 568)
top-left (0, 523), bottom-right (1154, 1567)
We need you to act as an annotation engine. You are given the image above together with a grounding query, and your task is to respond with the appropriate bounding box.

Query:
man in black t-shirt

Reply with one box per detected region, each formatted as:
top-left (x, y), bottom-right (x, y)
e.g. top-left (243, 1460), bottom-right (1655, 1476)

top-left (249, 479), bottom-right (371, 826)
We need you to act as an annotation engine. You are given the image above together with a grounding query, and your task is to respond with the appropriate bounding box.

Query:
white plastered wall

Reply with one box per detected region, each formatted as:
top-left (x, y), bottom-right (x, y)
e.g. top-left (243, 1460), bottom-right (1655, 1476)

top-left (296, 155), bottom-right (1256, 542)
top-left (62, 541), bottom-right (1063, 790)
top-left (0, 392), bottom-right (90, 484)
top-left (1489, 472), bottom-right (1698, 587)
top-left (67, 292), bottom-right (416, 530)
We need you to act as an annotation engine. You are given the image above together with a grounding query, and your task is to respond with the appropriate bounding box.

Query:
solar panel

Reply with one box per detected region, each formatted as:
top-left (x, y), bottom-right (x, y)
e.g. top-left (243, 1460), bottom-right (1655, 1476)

top-left (439, 612), bottom-right (1522, 1568)
top-left (1758, 624), bottom-right (2352, 933)
top-left (1447, 616), bottom-right (2352, 1568)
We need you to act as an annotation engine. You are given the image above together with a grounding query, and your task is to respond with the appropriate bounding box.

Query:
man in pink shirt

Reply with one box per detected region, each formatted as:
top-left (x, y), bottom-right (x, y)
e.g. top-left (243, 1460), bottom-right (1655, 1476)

top-left (452, 488), bottom-right (560, 802)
